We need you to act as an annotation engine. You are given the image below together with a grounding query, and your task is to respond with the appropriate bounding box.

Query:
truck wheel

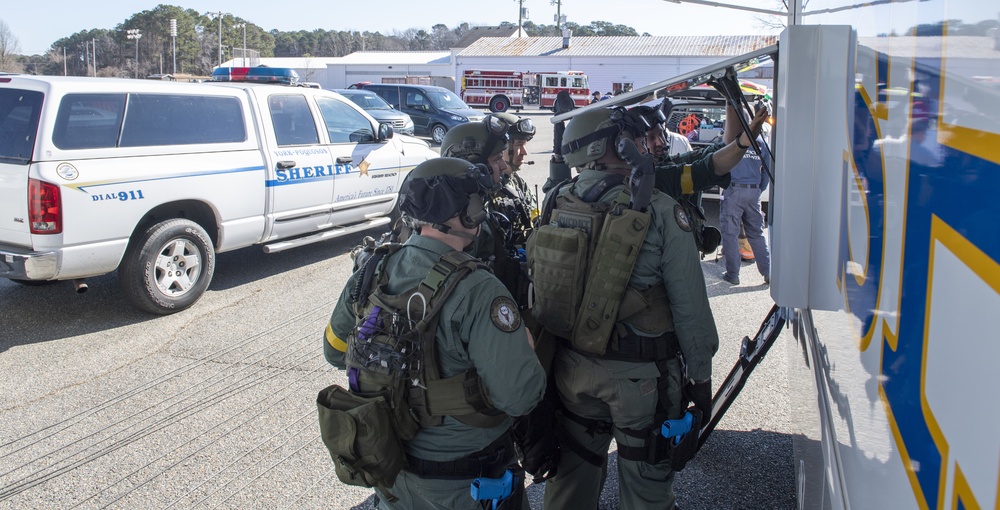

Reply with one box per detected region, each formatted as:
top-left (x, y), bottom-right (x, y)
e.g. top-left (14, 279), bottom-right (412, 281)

top-left (120, 219), bottom-right (215, 315)
top-left (490, 96), bottom-right (510, 113)
top-left (431, 124), bottom-right (448, 145)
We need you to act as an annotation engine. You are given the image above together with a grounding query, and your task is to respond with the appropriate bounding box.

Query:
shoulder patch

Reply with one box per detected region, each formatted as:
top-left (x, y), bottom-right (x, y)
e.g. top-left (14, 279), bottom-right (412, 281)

top-left (674, 204), bottom-right (693, 232)
top-left (490, 296), bottom-right (522, 332)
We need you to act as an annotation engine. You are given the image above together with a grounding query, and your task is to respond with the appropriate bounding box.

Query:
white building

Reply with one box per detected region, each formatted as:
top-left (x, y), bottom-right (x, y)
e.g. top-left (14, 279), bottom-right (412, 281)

top-left (221, 34), bottom-right (777, 94)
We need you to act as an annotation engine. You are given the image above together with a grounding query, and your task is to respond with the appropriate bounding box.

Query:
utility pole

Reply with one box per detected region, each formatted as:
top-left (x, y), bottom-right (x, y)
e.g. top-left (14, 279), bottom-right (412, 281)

top-left (517, 0), bottom-right (524, 37)
top-left (551, 0), bottom-right (564, 33)
top-left (92, 38), bottom-right (96, 76)
top-left (126, 29), bottom-right (142, 79)
top-left (63, 47), bottom-right (67, 76)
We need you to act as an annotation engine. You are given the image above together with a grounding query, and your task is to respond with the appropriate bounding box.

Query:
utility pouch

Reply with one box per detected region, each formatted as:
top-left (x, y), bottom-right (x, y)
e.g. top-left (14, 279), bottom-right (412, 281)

top-left (571, 209), bottom-right (650, 354)
top-left (316, 384), bottom-right (406, 502)
top-left (527, 223), bottom-right (589, 339)
top-left (666, 407), bottom-right (703, 472)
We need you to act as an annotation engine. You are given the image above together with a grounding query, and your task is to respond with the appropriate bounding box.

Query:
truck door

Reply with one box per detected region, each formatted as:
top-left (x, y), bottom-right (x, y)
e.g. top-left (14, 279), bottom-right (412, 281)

top-left (314, 96), bottom-right (401, 225)
top-left (262, 92), bottom-right (335, 240)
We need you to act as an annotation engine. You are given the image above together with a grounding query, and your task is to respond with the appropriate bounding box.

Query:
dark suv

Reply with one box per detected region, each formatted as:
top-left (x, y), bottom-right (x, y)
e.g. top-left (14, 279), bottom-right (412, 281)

top-left (362, 83), bottom-right (484, 144)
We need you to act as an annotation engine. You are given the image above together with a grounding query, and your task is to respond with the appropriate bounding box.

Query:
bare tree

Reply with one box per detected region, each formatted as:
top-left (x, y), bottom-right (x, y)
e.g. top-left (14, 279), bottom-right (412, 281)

top-left (0, 19), bottom-right (25, 73)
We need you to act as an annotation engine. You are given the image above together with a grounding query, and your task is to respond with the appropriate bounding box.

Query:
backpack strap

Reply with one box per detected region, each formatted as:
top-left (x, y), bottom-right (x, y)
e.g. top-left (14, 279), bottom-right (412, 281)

top-left (405, 251), bottom-right (507, 428)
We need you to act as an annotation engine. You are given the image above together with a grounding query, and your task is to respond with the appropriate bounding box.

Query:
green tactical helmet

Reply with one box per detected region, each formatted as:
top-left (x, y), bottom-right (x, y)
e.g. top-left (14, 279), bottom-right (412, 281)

top-left (561, 106), bottom-right (652, 168)
top-left (398, 157), bottom-right (493, 227)
top-left (488, 112), bottom-right (536, 141)
top-left (440, 118), bottom-right (509, 164)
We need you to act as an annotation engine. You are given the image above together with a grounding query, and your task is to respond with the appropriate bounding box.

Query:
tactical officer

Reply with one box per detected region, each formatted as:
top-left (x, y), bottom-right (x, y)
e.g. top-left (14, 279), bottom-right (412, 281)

top-left (323, 157), bottom-right (545, 510)
top-left (440, 118), bottom-right (562, 484)
top-left (634, 102), bottom-right (769, 199)
top-left (486, 112), bottom-right (539, 255)
top-left (537, 106), bottom-right (722, 510)
top-left (440, 118), bottom-right (528, 307)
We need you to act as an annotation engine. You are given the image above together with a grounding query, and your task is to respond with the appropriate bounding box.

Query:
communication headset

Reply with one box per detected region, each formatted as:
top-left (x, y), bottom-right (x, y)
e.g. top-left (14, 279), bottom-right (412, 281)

top-left (609, 107), bottom-right (651, 159)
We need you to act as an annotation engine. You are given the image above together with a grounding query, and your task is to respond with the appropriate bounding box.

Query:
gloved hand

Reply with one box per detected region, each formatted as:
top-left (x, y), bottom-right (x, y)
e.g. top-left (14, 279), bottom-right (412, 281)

top-left (511, 399), bottom-right (560, 483)
top-left (684, 379), bottom-right (713, 425)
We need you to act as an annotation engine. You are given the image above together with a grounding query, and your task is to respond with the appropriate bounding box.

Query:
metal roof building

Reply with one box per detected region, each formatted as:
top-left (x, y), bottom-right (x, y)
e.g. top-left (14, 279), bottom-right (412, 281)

top-left (454, 35), bottom-right (777, 96)
top-left (222, 35), bottom-right (778, 94)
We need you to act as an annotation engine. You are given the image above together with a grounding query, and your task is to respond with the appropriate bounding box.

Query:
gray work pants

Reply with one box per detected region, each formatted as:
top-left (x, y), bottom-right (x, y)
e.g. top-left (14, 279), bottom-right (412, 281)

top-left (720, 186), bottom-right (770, 279)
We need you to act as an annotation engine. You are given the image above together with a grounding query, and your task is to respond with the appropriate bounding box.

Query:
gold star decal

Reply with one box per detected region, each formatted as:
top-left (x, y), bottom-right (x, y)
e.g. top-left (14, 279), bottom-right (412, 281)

top-left (357, 160), bottom-right (370, 177)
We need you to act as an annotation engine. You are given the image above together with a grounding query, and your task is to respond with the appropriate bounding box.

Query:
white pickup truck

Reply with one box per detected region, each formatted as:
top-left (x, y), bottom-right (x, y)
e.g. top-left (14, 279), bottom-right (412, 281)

top-left (0, 75), bottom-right (437, 314)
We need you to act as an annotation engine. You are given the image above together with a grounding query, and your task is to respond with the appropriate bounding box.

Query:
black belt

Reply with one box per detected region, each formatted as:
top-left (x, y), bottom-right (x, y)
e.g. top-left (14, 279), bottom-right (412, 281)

top-left (730, 183), bottom-right (758, 189)
top-left (405, 430), bottom-right (513, 479)
top-left (569, 331), bottom-right (679, 362)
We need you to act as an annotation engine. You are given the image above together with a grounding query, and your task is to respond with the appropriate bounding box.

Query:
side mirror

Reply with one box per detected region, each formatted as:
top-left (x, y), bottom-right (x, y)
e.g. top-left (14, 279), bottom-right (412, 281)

top-left (378, 123), bottom-right (394, 141)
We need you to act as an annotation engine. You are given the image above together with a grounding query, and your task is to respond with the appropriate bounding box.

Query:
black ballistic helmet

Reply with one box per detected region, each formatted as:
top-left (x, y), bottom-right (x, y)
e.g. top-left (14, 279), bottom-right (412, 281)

top-left (398, 157), bottom-right (493, 227)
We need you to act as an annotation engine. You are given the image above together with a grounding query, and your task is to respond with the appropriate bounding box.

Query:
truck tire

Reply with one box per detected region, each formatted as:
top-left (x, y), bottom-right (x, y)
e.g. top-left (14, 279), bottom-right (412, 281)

top-left (431, 124), bottom-right (448, 145)
top-left (490, 96), bottom-right (510, 113)
top-left (120, 219), bottom-right (215, 315)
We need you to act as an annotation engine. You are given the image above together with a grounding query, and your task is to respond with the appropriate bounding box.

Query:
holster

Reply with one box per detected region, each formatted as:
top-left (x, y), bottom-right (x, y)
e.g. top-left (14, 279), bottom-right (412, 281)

top-left (667, 407), bottom-right (703, 471)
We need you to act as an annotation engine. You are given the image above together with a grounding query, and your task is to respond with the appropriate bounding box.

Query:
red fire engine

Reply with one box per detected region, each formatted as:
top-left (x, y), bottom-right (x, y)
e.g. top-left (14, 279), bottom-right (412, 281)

top-left (460, 70), bottom-right (524, 113)
top-left (537, 71), bottom-right (590, 109)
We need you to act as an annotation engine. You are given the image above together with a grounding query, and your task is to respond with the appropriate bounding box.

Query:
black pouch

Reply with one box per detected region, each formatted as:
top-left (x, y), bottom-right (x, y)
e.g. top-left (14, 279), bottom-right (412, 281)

top-left (667, 408), bottom-right (703, 472)
top-left (316, 384), bottom-right (406, 502)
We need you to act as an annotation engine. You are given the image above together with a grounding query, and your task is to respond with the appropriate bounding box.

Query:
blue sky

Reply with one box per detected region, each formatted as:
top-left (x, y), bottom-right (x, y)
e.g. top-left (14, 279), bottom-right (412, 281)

top-left (3, 0), bottom-right (784, 55)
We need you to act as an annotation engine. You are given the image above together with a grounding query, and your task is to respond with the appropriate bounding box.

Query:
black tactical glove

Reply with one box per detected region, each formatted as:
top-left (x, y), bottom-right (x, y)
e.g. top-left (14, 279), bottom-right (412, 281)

top-left (684, 379), bottom-right (713, 426)
top-left (511, 397), bottom-right (560, 483)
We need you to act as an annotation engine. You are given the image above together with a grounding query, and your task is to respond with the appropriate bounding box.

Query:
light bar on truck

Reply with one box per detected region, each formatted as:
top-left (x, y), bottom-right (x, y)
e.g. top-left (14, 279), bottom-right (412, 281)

top-left (211, 67), bottom-right (300, 85)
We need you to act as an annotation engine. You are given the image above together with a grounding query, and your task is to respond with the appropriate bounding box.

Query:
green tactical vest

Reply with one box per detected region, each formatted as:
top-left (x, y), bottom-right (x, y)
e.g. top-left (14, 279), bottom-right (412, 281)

top-left (346, 244), bottom-right (507, 439)
top-left (527, 176), bottom-right (659, 355)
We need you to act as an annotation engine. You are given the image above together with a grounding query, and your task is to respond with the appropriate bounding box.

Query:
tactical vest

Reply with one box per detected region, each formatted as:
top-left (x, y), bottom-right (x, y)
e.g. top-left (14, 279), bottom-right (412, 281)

top-left (528, 175), bottom-right (670, 356)
top-left (346, 243), bottom-right (507, 439)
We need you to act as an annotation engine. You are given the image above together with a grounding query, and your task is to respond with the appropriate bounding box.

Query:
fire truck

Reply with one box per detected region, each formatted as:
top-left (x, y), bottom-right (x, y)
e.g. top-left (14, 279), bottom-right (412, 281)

top-left (537, 71), bottom-right (590, 109)
top-left (460, 70), bottom-right (524, 113)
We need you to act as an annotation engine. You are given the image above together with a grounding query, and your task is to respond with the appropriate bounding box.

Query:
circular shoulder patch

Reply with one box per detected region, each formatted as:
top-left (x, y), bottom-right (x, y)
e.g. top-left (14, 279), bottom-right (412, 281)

top-left (490, 296), bottom-right (522, 332)
top-left (674, 204), bottom-right (693, 232)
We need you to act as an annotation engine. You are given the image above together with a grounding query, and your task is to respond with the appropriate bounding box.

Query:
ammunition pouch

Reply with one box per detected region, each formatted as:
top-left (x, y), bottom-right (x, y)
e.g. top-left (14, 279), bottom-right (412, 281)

top-left (317, 385), bottom-right (407, 502)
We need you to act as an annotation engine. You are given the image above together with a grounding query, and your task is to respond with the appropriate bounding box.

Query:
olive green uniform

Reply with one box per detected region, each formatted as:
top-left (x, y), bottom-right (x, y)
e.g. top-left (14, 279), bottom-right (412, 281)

top-left (542, 168), bottom-right (719, 510)
top-left (325, 234), bottom-right (546, 510)
top-left (654, 143), bottom-right (731, 199)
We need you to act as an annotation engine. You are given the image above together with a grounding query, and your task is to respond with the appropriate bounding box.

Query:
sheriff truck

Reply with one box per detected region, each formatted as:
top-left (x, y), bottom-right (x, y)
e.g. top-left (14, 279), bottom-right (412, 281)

top-left (0, 74), bottom-right (437, 314)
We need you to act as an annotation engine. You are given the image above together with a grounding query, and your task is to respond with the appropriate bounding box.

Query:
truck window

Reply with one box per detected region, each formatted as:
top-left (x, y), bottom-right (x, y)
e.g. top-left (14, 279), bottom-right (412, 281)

top-left (315, 97), bottom-right (374, 143)
top-left (52, 93), bottom-right (126, 150)
top-left (120, 94), bottom-right (246, 147)
top-left (268, 94), bottom-right (320, 146)
top-left (0, 89), bottom-right (43, 164)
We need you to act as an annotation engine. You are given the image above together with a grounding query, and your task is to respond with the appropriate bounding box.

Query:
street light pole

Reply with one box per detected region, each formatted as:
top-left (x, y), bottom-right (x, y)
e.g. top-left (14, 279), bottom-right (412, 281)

top-left (126, 29), bottom-right (142, 79)
top-left (234, 23), bottom-right (246, 67)
top-left (169, 19), bottom-right (177, 75)
top-left (206, 11), bottom-right (231, 69)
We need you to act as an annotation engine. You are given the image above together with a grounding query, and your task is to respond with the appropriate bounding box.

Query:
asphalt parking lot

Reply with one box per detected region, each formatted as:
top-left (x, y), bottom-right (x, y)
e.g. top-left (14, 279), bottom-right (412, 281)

top-left (0, 108), bottom-right (795, 509)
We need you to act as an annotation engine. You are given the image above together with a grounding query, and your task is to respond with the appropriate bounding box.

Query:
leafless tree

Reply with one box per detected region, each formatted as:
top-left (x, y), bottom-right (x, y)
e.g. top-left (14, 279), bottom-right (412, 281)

top-left (0, 19), bottom-right (25, 73)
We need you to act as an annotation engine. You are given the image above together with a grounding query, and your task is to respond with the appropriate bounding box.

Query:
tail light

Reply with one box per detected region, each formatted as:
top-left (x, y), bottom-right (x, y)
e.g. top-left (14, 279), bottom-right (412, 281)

top-left (28, 178), bottom-right (62, 234)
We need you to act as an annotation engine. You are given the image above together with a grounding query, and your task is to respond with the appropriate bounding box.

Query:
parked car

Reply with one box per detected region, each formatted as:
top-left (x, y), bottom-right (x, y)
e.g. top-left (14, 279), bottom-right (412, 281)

top-left (362, 83), bottom-right (484, 144)
top-left (335, 89), bottom-right (415, 136)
